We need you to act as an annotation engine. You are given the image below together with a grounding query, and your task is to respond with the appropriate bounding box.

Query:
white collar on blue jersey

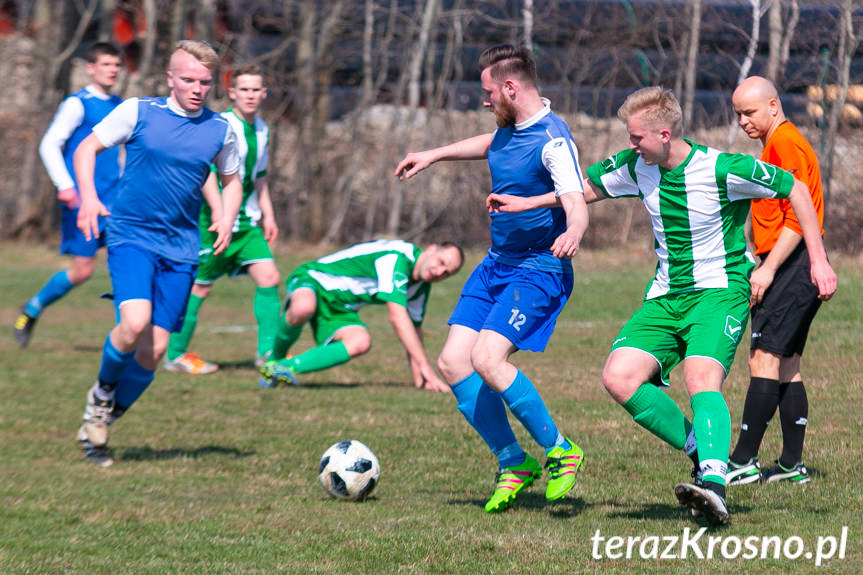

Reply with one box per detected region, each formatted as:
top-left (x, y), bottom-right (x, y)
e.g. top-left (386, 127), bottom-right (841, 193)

top-left (167, 96), bottom-right (204, 118)
top-left (84, 84), bottom-right (114, 100)
top-left (515, 97), bottom-right (551, 131)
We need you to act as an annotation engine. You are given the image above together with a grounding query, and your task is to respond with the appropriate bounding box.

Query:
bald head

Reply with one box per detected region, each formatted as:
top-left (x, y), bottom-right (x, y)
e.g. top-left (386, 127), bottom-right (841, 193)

top-left (732, 76), bottom-right (785, 144)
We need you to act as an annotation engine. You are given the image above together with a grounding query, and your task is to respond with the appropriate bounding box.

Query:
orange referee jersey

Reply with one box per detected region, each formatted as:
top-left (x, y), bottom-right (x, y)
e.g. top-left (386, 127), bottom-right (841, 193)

top-left (751, 121), bottom-right (824, 255)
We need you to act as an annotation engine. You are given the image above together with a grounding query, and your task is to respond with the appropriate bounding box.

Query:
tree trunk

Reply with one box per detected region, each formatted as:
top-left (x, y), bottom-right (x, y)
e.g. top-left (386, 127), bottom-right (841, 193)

top-left (727, 0), bottom-right (762, 148)
top-left (682, 0), bottom-right (701, 130)
top-left (391, 0), bottom-right (439, 238)
top-left (822, 0), bottom-right (858, 209)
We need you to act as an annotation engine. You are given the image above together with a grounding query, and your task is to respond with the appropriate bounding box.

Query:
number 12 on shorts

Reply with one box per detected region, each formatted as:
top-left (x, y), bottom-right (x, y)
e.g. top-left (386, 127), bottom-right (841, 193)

top-left (509, 307), bottom-right (526, 331)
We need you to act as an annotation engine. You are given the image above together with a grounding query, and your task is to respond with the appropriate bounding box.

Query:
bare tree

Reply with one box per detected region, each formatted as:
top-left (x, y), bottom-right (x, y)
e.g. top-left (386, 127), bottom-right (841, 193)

top-left (682, 0), bottom-right (702, 130)
top-left (12, 0), bottom-right (98, 238)
top-left (822, 0), bottom-right (860, 206)
top-left (766, 0), bottom-right (799, 85)
top-left (727, 0), bottom-right (766, 148)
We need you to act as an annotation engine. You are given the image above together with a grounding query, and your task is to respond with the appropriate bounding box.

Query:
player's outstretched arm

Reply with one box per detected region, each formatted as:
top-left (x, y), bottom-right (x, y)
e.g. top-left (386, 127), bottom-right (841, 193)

top-left (73, 133), bottom-right (110, 240)
top-left (395, 133), bottom-right (494, 180)
top-left (387, 302), bottom-right (449, 392)
top-left (787, 179), bottom-right (836, 300)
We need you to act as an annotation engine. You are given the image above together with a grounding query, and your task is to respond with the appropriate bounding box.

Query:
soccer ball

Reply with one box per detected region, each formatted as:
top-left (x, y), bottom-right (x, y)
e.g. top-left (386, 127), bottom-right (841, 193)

top-left (318, 440), bottom-right (381, 501)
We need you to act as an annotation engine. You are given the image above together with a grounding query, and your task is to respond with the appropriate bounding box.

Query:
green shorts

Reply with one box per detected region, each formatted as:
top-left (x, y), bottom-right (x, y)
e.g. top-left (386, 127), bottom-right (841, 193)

top-left (196, 227), bottom-right (273, 284)
top-left (611, 288), bottom-right (750, 386)
top-left (285, 267), bottom-right (367, 346)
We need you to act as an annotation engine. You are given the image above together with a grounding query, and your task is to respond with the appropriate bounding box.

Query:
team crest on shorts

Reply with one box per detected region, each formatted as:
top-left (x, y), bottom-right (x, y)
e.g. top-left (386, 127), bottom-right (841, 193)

top-left (724, 315), bottom-right (743, 343)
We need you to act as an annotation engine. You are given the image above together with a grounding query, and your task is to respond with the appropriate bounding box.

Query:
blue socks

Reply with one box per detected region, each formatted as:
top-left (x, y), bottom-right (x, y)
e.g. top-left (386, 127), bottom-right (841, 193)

top-left (25, 270), bottom-right (75, 317)
top-left (98, 335), bottom-right (135, 387)
top-left (452, 372), bottom-right (525, 469)
top-left (115, 359), bottom-right (155, 412)
top-left (500, 370), bottom-right (567, 454)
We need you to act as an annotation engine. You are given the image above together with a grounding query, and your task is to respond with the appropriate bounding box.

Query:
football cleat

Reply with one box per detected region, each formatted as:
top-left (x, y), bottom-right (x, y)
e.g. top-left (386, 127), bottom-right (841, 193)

top-left (675, 483), bottom-right (729, 526)
top-left (259, 360), bottom-right (299, 388)
top-left (763, 461), bottom-right (811, 484)
top-left (75, 425), bottom-right (114, 467)
top-left (544, 440), bottom-right (584, 501)
top-left (727, 458), bottom-right (762, 486)
top-left (163, 352), bottom-right (218, 375)
top-left (484, 454), bottom-right (543, 513)
top-left (13, 305), bottom-right (38, 348)
top-left (82, 385), bottom-right (115, 448)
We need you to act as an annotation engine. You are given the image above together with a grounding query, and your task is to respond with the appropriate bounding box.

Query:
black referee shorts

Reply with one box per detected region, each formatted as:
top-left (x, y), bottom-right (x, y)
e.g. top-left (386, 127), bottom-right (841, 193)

top-left (750, 242), bottom-right (822, 357)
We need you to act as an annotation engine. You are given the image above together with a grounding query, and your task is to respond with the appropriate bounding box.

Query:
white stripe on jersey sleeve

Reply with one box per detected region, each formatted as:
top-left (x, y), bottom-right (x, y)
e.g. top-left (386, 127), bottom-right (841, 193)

top-left (542, 137), bottom-right (585, 197)
top-left (39, 96), bottom-right (84, 191)
top-left (92, 97), bottom-right (140, 149)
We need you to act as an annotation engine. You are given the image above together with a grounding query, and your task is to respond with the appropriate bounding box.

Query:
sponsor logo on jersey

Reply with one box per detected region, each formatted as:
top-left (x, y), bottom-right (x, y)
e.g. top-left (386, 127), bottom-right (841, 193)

top-left (393, 272), bottom-right (409, 291)
top-left (724, 315), bottom-right (743, 342)
top-left (752, 160), bottom-right (777, 186)
top-left (601, 155), bottom-right (618, 171)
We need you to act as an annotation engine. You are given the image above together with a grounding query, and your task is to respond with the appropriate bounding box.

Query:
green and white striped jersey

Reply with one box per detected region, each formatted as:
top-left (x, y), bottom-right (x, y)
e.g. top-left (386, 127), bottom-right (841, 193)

top-left (199, 108), bottom-right (269, 233)
top-left (298, 239), bottom-right (431, 325)
top-left (587, 139), bottom-right (794, 299)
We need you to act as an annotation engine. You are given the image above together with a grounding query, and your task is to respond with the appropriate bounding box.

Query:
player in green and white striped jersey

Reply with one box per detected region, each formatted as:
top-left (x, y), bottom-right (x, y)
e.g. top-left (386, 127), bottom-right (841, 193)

top-left (488, 87), bottom-right (835, 525)
top-left (259, 239), bottom-right (464, 391)
top-left (164, 65), bottom-right (282, 375)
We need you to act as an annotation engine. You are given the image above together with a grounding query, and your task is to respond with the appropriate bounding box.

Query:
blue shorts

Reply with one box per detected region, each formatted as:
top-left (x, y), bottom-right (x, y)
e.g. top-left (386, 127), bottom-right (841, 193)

top-left (60, 206), bottom-right (107, 257)
top-left (107, 243), bottom-right (197, 333)
top-left (448, 257), bottom-right (573, 352)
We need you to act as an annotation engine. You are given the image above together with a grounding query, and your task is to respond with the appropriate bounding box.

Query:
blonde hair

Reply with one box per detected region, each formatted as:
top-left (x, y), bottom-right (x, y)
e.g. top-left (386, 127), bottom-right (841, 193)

top-left (618, 86), bottom-right (683, 137)
top-left (173, 40), bottom-right (219, 71)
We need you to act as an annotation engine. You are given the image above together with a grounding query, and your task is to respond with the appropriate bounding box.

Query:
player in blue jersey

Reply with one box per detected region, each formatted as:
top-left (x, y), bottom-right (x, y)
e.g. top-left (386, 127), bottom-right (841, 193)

top-left (395, 45), bottom-right (589, 513)
top-left (71, 40), bottom-right (243, 466)
top-left (14, 42), bottom-right (123, 348)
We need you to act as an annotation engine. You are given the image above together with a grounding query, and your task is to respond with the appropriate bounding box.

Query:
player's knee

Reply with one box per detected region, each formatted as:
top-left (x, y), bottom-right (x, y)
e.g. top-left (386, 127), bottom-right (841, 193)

top-left (258, 270), bottom-right (281, 288)
top-left (437, 348), bottom-right (463, 381)
top-left (348, 335), bottom-right (372, 357)
top-left (68, 259), bottom-right (96, 284)
top-left (602, 363), bottom-right (638, 403)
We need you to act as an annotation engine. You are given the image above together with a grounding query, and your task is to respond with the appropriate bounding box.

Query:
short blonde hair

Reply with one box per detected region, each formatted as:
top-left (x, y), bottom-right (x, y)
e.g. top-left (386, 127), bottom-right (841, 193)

top-left (173, 40), bottom-right (219, 71)
top-left (618, 86), bottom-right (683, 137)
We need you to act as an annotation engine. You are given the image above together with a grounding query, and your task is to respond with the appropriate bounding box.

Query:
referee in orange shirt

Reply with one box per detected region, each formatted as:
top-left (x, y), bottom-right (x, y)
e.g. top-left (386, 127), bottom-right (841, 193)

top-left (726, 76), bottom-right (828, 485)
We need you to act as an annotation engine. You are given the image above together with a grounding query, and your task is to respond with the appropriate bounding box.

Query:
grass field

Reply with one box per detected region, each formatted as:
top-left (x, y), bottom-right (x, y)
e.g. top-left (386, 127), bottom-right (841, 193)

top-left (1, 241), bottom-right (860, 574)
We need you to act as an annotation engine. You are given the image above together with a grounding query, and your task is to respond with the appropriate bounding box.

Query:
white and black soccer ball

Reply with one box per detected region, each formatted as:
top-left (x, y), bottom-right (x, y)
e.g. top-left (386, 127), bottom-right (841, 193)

top-left (318, 440), bottom-right (381, 501)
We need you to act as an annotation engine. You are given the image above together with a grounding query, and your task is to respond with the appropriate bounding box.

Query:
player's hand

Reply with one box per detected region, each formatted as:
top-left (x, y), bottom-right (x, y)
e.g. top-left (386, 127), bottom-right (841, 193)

top-left (210, 219), bottom-right (233, 256)
top-left (487, 193), bottom-right (531, 214)
top-left (550, 230), bottom-right (580, 259)
top-left (418, 374), bottom-right (450, 393)
top-left (414, 363), bottom-right (450, 393)
top-left (394, 150), bottom-right (435, 181)
top-left (262, 216), bottom-right (279, 245)
top-left (749, 266), bottom-right (776, 305)
top-left (76, 198), bottom-right (110, 240)
top-left (810, 259), bottom-right (837, 301)
top-left (57, 187), bottom-right (80, 209)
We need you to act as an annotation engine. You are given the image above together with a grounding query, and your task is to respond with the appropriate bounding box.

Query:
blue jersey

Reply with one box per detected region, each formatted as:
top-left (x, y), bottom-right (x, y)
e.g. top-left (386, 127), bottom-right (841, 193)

top-left (63, 89), bottom-right (123, 208)
top-left (96, 97), bottom-right (234, 264)
top-left (487, 106), bottom-right (584, 274)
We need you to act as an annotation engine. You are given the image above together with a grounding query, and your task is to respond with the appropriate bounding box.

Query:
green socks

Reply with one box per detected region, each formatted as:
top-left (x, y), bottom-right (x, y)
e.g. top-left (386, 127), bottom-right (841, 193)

top-left (286, 341), bottom-right (351, 374)
top-left (622, 383), bottom-right (691, 450)
top-left (167, 293), bottom-right (204, 361)
top-left (272, 318), bottom-right (303, 360)
top-left (254, 286), bottom-right (281, 357)
top-left (691, 391), bottom-right (731, 485)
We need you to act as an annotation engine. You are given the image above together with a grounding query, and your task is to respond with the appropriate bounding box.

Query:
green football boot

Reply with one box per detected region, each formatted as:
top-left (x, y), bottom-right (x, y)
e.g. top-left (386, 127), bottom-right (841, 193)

top-left (484, 454), bottom-right (543, 513)
top-left (545, 441), bottom-right (585, 501)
